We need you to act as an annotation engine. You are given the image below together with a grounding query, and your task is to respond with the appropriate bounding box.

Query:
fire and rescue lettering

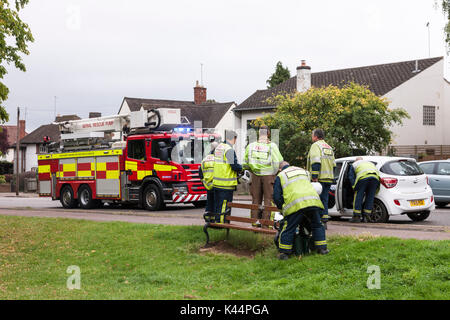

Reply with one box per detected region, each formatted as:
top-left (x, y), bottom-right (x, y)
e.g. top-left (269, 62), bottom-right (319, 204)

top-left (82, 120), bottom-right (114, 129)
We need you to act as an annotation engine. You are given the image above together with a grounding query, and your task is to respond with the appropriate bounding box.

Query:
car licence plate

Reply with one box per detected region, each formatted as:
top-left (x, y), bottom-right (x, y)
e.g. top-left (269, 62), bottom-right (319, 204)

top-left (409, 200), bottom-right (425, 207)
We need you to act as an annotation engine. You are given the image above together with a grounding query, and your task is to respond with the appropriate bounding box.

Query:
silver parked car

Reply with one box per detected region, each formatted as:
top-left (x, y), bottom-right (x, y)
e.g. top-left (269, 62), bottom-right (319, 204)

top-left (418, 160), bottom-right (450, 208)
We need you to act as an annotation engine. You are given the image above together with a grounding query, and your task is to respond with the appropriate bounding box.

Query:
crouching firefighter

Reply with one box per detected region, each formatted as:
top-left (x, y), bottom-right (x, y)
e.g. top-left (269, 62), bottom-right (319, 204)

top-left (273, 161), bottom-right (329, 260)
top-left (199, 142), bottom-right (219, 222)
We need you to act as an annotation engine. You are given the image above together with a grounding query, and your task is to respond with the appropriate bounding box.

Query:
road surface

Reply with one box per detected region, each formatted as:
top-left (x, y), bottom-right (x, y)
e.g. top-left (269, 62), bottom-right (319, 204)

top-left (0, 194), bottom-right (449, 226)
top-left (0, 194), bottom-right (449, 240)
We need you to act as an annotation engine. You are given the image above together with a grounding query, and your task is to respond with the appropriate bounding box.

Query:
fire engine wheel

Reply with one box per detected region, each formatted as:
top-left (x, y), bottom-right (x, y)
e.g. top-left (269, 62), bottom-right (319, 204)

top-left (60, 186), bottom-right (78, 209)
top-left (143, 184), bottom-right (165, 211)
top-left (78, 185), bottom-right (97, 209)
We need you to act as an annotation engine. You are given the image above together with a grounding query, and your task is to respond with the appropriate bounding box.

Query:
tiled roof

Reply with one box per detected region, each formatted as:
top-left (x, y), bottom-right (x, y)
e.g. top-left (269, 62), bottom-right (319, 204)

top-left (19, 124), bottom-right (60, 145)
top-left (235, 56), bottom-right (444, 111)
top-left (123, 97), bottom-right (235, 128)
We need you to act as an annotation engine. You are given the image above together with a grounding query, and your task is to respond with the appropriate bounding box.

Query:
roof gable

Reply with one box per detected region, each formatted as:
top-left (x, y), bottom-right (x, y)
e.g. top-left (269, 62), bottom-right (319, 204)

top-left (235, 57), bottom-right (444, 111)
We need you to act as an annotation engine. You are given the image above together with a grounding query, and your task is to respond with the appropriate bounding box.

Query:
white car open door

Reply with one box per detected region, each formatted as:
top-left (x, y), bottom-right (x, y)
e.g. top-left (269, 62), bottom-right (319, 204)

top-left (335, 161), bottom-right (350, 214)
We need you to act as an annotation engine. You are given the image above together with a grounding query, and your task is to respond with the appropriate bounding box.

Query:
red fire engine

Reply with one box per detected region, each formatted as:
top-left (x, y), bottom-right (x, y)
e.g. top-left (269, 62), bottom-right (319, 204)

top-left (37, 109), bottom-right (218, 210)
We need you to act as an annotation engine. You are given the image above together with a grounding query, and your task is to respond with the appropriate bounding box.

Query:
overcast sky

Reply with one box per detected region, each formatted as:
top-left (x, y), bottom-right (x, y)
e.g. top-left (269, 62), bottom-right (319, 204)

top-left (3, 0), bottom-right (449, 131)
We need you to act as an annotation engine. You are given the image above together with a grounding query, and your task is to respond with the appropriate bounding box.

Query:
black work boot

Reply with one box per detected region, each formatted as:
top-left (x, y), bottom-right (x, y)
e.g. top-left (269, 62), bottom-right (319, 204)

top-left (361, 213), bottom-right (368, 223)
top-left (317, 248), bottom-right (330, 255)
top-left (278, 253), bottom-right (289, 260)
top-left (350, 214), bottom-right (362, 223)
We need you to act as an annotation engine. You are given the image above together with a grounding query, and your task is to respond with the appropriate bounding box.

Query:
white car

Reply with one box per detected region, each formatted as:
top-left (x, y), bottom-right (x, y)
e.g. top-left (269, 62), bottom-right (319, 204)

top-left (328, 156), bottom-right (435, 223)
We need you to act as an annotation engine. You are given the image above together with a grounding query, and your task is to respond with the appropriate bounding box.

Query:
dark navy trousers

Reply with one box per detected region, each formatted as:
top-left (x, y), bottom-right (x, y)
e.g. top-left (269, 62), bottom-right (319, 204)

top-left (206, 190), bottom-right (215, 213)
top-left (353, 177), bottom-right (380, 216)
top-left (278, 207), bottom-right (327, 254)
top-left (213, 188), bottom-right (234, 223)
top-left (319, 182), bottom-right (331, 222)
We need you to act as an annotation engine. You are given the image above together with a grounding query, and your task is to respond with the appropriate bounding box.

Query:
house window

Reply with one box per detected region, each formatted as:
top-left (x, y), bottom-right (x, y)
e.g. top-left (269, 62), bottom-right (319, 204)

top-left (246, 119), bottom-right (258, 131)
top-left (423, 106), bottom-right (435, 126)
top-left (38, 144), bottom-right (48, 154)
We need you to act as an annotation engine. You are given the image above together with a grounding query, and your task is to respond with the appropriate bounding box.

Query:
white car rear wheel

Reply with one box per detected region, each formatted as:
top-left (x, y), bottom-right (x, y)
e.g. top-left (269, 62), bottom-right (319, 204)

top-left (367, 199), bottom-right (389, 223)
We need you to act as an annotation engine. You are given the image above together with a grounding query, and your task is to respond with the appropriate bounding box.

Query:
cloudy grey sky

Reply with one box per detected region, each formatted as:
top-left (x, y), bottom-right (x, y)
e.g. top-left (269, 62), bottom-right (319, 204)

top-left (3, 0), bottom-right (449, 131)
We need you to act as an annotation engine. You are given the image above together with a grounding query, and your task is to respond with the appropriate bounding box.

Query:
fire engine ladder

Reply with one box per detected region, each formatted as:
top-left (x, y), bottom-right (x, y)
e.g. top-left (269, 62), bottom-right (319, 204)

top-left (53, 109), bottom-right (166, 152)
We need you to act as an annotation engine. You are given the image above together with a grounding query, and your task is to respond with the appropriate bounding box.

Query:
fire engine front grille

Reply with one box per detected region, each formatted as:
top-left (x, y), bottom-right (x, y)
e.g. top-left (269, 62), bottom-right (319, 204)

top-left (185, 169), bottom-right (200, 180)
top-left (191, 183), bottom-right (206, 192)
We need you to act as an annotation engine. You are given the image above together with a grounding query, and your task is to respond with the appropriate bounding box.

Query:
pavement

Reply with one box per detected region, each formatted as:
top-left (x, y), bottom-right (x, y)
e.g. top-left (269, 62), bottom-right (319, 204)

top-left (0, 192), bottom-right (449, 240)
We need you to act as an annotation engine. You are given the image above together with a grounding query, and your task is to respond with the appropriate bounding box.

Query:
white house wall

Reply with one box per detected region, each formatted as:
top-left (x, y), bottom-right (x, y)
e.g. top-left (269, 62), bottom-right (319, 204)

top-left (384, 60), bottom-right (447, 146)
top-left (118, 100), bottom-right (131, 115)
top-left (1, 148), bottom-right (14, 162)
top-left (25, 145), bottom-right (38, 172)
top-left (445, 79), bottom-right (450, 143)
top-left (212, 103), bottom-right (236, 140)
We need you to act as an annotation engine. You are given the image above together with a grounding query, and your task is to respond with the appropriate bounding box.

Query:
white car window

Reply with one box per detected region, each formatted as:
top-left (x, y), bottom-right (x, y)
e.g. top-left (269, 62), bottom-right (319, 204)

top-left (436, 162), bottom-right (450, 175)
top-left (381, 160), bottom-right (423, 176)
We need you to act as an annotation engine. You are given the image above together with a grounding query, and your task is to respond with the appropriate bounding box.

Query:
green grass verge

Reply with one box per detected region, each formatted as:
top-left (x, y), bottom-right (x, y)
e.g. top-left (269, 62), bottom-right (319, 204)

top-left (0, 215), bottom-right (448, 300)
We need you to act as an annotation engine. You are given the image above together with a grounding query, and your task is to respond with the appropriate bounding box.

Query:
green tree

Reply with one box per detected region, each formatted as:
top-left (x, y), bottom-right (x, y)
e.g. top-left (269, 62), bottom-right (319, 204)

top-left (266, 61), bottom-right (291, 88)
top-left (0, 0), bottom-right (34, 124)
top-left (442, 0), bottom-right (450, 49)
top-left (253, 83), bottom-right (410, 167)
top-left (0, 126), bottom-right (8, 156)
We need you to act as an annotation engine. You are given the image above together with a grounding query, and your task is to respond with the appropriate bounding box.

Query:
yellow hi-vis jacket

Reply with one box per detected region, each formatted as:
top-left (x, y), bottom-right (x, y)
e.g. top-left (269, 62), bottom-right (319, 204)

top-left (278, 166), bottom-right (324, 216)
top-left (307, 139), bottom-right (336, 183)
top-left (201, 154), bottom-right (215, 191)
top-left (213, 143), bottom-right (238, 190)
top-left (352, 160), bottom-right (380, 189)
top-left (243, 140), bottom-right (283, 176)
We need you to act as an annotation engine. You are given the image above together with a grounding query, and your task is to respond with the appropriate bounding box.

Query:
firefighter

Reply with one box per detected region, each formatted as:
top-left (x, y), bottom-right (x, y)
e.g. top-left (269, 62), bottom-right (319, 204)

top-left (243, 126), bottom-right (283, 227)
top-left (273, 161), bottom-right (329, 260)
top-left (347, 157), bottom-right (380, 223)
top-left (199, 142), bottom-right (219, 222)
top-left (307, 128), bottom-right (336, 228)
top-left (213, 130), bottom-right (242, 223)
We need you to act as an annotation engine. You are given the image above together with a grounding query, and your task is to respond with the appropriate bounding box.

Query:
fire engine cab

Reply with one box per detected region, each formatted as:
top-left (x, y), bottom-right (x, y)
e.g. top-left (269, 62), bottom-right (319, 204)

top-left (37, 108), bottom-right (219, 211)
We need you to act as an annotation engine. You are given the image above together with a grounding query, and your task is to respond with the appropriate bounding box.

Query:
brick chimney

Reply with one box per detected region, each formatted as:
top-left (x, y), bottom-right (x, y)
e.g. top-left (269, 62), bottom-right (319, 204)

top-left (19, 120), bottom-right (26, 139)
top-left (194, 80), bottom-right (207, 105)
top-left (296, 60), bottom-right (311, 93)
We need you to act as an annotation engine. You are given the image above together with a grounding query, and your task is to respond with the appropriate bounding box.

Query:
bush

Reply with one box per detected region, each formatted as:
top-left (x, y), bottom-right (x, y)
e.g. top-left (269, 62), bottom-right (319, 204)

top-left (0, 161), bottom-right (13, 175)
top-left (0, 175), bottom-right (6, 184)
top-left (3, 173), bottom-right (12, 183)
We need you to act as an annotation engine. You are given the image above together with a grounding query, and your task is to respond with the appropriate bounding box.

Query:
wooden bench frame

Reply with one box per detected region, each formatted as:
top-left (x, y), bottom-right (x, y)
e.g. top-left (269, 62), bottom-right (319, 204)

top-left (203, 202), bottom-right (280, 246)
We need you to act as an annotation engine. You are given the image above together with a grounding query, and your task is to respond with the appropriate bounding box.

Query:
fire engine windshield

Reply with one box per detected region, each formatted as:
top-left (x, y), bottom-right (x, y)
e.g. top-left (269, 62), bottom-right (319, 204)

top-left (153, 137), bottom-right (215, 164)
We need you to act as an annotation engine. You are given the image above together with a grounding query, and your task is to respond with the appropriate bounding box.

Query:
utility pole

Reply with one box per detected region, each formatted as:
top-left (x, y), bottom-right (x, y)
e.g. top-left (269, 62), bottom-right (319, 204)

top-left (426, 22), bottom-right (431, 57)
top-left (16, 107), bottom-right (20, 196)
